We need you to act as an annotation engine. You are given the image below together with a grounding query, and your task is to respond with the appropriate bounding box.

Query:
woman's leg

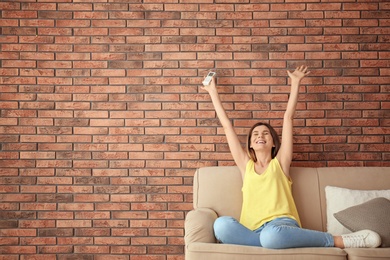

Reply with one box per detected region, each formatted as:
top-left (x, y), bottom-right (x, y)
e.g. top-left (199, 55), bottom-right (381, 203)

top-left (213, 216), bottom-right (262, 246)
top-left (260, 217), bottom-right (334, 249)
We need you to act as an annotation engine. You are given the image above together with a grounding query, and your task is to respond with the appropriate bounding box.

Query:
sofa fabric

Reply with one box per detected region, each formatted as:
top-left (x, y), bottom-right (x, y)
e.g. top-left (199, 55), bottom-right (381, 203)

top-left (187, 243), bottom-right (347, 260)
top-left (185, 166), bottom-right (390, 260)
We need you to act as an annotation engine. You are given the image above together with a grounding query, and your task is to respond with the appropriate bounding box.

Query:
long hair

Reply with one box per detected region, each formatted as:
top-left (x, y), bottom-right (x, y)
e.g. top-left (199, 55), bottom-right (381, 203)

top-left (246, 122), bottom-right (281, 162)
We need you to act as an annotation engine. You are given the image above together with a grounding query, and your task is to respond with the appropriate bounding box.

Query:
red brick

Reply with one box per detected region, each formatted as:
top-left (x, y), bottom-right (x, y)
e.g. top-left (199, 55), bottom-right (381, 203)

top-left (3, 10), bottom-right (38, 18)
top-left (21, 185), bottom-right (55, 194)
top-left (0, 246), bottom-right (36, 254)
top-left (343, 118), bottom-right (379, 127)
top-left (110, 246), bottom-right (147, 255)
top-left (360, 144), bottom-right (390, 152)
top-left (38, 246), bottom-right (73, 254)
top-left (20, 237), bottom-right (56, 246)
top-left (347, 153), bottom-right (382, 161)
top-left (0, 2), bottom-right (20, 9)
top-left (57, 20), bottom-right (91, 28)
top-left (0, 125), bottom-right (36, 135)
top-left (325, 10), bottom-right (360, 19)
top-left (35, 144), bottom-right (70, 152)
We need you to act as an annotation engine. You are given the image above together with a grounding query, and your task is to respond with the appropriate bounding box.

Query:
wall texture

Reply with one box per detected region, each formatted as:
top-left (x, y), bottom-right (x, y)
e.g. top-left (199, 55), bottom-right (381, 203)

top-left (0, 0), bottom-right (389, 259)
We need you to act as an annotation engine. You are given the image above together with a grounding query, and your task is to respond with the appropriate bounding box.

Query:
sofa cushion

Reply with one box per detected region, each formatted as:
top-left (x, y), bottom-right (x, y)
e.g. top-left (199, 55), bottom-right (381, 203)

top-left (334, 197), bottom-right (390, 248)
top-left (187, 242), bottom-right (347, 260)
top-left (325, 186), bottom-right (390, 235)
top-left (343, 248), bottom-right (390, 260)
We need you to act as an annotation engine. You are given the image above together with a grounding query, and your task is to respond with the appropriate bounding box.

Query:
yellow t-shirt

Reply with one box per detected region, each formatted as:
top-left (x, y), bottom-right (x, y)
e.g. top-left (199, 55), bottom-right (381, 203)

top-left (239, 158), bottom-right (301, 230)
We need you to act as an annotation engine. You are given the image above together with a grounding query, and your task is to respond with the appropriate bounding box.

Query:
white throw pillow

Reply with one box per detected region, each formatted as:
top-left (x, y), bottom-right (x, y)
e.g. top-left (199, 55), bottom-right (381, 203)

top-left (325, 186), bottom-right (390, 235)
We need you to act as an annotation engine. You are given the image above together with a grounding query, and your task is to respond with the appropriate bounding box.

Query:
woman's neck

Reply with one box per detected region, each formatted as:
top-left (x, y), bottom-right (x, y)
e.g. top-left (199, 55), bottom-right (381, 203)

top-left (254, 151), bottom-right (272, 166)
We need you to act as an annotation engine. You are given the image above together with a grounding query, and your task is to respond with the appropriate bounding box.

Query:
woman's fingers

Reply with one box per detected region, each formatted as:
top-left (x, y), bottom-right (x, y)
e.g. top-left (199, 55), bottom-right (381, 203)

top-left (299, 66), bottom-right (307, 72)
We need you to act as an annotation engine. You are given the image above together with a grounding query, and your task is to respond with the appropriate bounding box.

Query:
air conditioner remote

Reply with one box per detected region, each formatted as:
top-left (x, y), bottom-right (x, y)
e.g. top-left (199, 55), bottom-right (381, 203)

top-left (202, 72), bottom-right (216, 86)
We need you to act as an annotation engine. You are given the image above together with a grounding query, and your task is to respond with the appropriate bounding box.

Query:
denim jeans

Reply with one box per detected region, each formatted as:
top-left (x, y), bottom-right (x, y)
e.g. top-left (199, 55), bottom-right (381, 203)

top-left (213, 216), bottom-right (334, 249)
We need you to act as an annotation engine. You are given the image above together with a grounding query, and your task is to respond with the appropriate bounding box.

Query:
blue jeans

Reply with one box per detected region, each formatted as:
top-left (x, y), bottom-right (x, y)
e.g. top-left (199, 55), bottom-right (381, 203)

top-left (213, 216), bottom-right (334, 249)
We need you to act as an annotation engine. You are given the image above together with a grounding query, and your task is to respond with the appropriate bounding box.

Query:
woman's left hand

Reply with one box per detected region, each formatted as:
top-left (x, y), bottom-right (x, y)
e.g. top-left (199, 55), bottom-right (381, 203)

top-left (287, 65), bottom-right (310, 82)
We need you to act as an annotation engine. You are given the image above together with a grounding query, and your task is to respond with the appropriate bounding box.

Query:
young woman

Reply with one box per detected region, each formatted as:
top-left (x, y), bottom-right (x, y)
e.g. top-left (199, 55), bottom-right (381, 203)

top-left (201, 66), bottom-right (381, 249)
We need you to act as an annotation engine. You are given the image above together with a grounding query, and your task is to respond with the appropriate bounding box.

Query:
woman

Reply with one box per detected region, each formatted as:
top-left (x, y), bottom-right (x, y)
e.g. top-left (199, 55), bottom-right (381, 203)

top-left (201, 66), bottom-right (381, 249)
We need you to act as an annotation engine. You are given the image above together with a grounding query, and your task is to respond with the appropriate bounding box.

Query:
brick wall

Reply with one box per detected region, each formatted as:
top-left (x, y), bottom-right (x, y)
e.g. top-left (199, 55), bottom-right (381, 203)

top-left (0, 1), bottom-right (389, 259)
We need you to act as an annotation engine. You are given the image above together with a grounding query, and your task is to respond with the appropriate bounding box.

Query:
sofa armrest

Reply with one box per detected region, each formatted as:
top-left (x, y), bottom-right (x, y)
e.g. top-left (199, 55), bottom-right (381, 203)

top-left (184, 207), bottom-right (218, 245)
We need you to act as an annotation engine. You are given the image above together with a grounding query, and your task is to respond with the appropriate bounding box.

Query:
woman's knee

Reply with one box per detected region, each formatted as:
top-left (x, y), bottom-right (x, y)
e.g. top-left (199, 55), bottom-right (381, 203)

top-left (213, 216), bottom-right (235, 232)
top-left (260, 225), bottom-right (285, 249)
top-left (213, 216), bottom-right (237, 239)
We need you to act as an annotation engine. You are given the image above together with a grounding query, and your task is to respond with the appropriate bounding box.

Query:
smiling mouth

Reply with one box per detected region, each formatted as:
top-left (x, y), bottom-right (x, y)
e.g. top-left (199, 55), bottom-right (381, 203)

top-left (256, 140), bottom-right (266, 144)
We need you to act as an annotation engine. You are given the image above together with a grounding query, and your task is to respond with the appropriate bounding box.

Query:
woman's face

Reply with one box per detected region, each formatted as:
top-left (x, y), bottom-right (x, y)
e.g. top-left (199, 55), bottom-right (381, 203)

top-left (250, 125), bottom-right (275, 152)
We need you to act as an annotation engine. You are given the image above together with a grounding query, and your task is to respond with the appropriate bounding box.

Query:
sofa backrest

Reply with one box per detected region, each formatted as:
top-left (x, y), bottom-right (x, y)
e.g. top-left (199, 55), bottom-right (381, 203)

top-left (193, 166), bottom-right (243, 220)
top-left (193, 166), bottom-right (390, 232)
top-left (193, 166), bottom-right (324, 231)
top-left (316, 167), bottom-right (390, 232)
top-left (289, 167), bottom-right (323, 231)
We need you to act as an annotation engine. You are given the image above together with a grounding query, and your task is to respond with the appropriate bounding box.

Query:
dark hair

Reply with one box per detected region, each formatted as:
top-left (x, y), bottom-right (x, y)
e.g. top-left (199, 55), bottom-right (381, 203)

top-left (246, 122), bottom-right (281, 162)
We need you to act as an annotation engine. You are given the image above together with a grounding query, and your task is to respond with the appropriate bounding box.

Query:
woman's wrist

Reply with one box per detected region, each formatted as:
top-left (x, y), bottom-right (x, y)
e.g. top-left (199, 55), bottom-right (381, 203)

top-left (290, 80), bottom-right (301, 89)
top-left (208, 87), bottom-right (219, 97)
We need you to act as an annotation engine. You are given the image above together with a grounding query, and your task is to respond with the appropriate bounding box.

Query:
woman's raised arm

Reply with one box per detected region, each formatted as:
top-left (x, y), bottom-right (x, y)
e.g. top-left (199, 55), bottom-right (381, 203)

top-left (277, 66), bottom-right (310, 177)
top-left (202, 76), bottom-right (249, 177)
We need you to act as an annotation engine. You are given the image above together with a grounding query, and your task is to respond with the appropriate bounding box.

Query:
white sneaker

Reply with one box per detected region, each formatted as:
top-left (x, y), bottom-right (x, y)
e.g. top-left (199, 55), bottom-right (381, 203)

top-left (342, 230), bottom-right (381, 248)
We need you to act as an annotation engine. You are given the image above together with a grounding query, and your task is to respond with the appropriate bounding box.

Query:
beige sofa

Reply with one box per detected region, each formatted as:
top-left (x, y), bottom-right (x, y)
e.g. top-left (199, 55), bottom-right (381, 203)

top-left (185, 166), bottom-right (390, 260)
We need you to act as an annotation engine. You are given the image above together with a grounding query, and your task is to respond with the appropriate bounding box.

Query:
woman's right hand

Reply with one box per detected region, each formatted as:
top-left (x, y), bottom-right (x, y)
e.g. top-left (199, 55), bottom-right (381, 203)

top-left (201, 75), bottom-right (217, 94)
